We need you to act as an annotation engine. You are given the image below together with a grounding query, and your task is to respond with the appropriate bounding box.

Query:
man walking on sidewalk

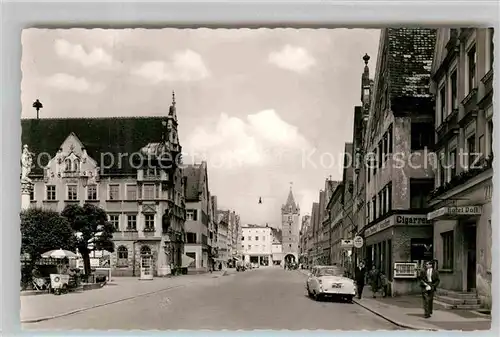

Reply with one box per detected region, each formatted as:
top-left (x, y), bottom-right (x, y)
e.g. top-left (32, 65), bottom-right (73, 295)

top-left (354, 261), bottom-right (367, 299)
top-left (420, 260), bottom-right (440, 318)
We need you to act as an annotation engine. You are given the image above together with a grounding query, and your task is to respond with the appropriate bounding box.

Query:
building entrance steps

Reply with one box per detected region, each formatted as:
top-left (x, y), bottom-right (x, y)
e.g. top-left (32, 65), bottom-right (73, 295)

top-left (435, 288), bottom-right (482, 310)
top-left (353, 288), bottom-right (491, 331)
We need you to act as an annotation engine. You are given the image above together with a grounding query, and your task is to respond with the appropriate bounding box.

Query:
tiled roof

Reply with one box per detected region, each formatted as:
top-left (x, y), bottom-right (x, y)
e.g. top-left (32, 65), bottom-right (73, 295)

top-left (386, 28), bottom-right (436, 112)
top-left (21, 117), bottom-right (170, 175)
top-left (183, 162), bottom-right (207, 201)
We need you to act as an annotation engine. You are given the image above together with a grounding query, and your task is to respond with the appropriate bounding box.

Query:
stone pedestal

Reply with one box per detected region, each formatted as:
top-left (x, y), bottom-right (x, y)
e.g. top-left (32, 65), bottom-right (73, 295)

top-left (21, 181), bottom-right (33, 210)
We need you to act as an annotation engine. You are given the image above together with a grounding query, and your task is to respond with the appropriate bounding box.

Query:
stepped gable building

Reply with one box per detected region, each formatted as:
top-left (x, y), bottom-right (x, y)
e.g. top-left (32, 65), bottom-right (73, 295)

top-left (362, 28), bottom-right (437, 295)
top-left (281, 187), bottom-right (300, 264)
top-left (21, 93), bottom-right (187, 277)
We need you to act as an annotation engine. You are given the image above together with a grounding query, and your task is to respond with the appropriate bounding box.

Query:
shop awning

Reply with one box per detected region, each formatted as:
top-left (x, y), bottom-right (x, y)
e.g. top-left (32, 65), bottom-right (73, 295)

top-left (427, 205), bottom-right (482, 220)
top-left (181, 254), bottom-right (195, 268)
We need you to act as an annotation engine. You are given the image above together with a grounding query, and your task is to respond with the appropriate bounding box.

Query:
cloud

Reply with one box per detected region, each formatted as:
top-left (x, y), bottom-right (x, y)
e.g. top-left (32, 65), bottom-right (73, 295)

top-left (132, 49), bottom-right (209, 83)
top-left (54, 39), bottom-right (115, 68)
top-left (45, 73), bottom-right (105, 94)
top-left (268, 45), bottom-right (316, 73)
top-left (183, 109), bottom-right (311, 169)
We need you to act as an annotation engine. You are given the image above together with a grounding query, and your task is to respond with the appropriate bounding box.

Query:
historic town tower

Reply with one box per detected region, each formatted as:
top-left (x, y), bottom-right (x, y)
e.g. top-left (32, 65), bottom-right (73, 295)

top-left (281, 185), bottom-right (300, 263)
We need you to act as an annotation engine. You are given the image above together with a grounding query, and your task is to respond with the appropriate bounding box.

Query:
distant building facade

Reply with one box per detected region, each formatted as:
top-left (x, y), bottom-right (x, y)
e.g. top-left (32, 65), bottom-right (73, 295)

top-left (241, 224), bottom-right (272, 266)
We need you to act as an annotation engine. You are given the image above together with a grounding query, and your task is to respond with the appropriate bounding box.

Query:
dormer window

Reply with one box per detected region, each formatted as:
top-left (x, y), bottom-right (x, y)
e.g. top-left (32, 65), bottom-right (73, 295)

top-left (73, 159), bottom-right (80, 172)
top-left (65, 159), bottom-right (72, 171)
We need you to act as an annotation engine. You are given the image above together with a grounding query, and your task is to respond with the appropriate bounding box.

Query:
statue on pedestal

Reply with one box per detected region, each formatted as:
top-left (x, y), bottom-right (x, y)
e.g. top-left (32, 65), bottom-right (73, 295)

top-left (21, 144), bottom-right (34, 183)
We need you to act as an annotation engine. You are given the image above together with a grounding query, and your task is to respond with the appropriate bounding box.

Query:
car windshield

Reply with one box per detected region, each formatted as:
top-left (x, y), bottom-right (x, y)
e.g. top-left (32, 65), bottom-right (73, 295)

top-left (317, 267), bottom-right (343, 277)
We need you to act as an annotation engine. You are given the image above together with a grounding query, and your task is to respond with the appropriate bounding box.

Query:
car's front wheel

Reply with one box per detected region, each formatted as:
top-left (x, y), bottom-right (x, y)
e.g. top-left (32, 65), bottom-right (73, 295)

top-left (345, 295), bottom-right (354, 303)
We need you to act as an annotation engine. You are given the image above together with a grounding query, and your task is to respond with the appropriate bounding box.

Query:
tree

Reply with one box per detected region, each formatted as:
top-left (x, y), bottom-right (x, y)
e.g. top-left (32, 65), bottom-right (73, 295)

top-left (20, 208), bottom-right (76, 287)
top-left (61, 203), bottom-right (115, 277)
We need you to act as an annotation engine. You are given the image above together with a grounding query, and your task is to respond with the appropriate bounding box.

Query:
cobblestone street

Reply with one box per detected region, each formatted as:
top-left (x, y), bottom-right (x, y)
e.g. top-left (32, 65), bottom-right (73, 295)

top-left (23, 268), bottom-right (398, 330)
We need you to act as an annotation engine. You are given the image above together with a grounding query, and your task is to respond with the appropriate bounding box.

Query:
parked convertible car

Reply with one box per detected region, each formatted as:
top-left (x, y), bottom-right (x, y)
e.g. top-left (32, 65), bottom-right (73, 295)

top-left (306, 265), bottom-right (356, 302)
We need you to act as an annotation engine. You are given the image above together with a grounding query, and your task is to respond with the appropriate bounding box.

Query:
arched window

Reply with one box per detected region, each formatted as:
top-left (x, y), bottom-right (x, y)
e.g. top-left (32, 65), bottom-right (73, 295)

top-left (65, 159), bottom-right (72, 171)
top-left (141, 245), bottom-right (152, 255)
top-left (117, 246), bottom-right (128, 267)
top-left (73, 159), bottom-right (80, 172)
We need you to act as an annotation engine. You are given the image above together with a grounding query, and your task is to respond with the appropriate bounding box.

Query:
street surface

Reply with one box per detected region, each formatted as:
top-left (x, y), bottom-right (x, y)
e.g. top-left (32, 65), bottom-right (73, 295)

top-left (24, 267), bottom-right (398, 330)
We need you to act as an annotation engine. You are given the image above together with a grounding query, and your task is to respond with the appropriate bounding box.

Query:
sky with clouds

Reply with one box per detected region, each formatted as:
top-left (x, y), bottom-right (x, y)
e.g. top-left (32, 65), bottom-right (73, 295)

top-left (21, 28), bottom-right (380, 228)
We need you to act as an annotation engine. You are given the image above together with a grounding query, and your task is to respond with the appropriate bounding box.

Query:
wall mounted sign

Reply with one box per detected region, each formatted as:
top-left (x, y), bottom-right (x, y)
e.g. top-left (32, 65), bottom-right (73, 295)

top-left (365, 217), bottom-right (393, 237)
top-left (341, 239), bottom-right (353, 249)
top-left (353, 236), bottom-right (364, 249)
top-left (395, 215), bottom-right (432, 225)
top-left (427, 205), bottom-right (482, 220)
top-left (393, 262), bottom-right (418, 279)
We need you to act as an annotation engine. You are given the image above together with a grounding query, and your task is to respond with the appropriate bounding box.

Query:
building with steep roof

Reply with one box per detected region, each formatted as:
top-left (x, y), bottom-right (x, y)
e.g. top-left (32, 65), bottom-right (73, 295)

top-left (21, 93), bottom-right (186, 277)
top-left (281, 186), bottom-right (300, 263)
top-left (183, 161), bottom-right (215, 272)
top-left (362, 28), bottom-right (437, 295)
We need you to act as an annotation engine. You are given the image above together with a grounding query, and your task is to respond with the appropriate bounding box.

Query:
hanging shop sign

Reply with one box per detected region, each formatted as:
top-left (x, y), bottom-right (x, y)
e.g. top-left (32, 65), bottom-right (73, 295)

top-left (353, 236), bottom-right (364, 249)
top-left (340, 239), bottom-right (354, 249)
top-left (393, 262), bottom-right (418, 279)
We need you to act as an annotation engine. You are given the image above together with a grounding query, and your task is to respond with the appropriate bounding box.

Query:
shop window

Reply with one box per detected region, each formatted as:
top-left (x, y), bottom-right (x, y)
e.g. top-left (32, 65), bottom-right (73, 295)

top-left (387, 240), bottom-right (392, 281)
top-left (411, 123), bottom-right (434, 151)
top-left (410, 179), bottom-right (434, 209)
top-left (441, 231), bottom-right (454, 270)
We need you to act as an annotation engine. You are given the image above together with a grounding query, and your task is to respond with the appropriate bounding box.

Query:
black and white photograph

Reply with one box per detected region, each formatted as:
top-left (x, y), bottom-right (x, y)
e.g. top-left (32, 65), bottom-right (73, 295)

top-left (19, 27), bottom-right (493, 331)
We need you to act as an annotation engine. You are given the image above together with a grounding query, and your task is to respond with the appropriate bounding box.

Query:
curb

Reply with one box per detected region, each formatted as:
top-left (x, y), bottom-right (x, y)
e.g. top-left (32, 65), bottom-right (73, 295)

top-left (352, 299), bottom-right (438, 331)
top-left (21, 284), bottom-right (185, 324)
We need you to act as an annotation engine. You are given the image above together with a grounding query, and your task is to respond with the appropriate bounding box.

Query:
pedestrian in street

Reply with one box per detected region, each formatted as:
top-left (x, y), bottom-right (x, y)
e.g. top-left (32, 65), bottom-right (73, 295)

top-left (420, 260), bottom-right (440, 318)
top-left (369, 265), bottom-right (381, 298)
top-left (354, 261), bottom-right (366, 299)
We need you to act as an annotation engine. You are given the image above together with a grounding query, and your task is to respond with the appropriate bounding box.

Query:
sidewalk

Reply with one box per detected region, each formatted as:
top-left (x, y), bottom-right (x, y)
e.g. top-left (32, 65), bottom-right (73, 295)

top-left (297, 270), bottom-right (491, 331)
top-left (21, 271), bottom-right (225, 323)
top-left (353, 288), bottom-right (491, 331)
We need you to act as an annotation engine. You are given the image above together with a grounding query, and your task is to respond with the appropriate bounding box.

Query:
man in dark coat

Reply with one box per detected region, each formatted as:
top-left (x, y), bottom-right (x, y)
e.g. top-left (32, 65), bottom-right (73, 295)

top-left (420, 260), bottom-right (440, 318)
top-left (354, 261), bottom-right (367, 299)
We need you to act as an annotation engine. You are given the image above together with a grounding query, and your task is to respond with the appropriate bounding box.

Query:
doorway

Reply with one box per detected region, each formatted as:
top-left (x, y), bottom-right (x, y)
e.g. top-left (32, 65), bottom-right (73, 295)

top-left (464, 223), bottom-right (477, 291)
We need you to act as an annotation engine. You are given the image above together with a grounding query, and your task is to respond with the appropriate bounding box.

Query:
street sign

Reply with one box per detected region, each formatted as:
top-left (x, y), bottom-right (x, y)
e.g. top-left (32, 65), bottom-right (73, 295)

top-left (353, 236), bottom-right (364, 249)
top-left (340, 239), bottom-right (353, 248)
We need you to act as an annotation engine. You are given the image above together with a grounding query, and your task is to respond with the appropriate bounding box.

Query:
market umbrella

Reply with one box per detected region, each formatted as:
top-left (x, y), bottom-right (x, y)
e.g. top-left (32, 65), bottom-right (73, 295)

top-left (41, 248), bottom-right (78, 259)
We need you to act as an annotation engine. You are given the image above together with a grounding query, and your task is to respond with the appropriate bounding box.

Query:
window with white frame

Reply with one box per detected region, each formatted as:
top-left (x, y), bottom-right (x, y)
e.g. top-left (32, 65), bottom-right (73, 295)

top-left (126, 185), bottom-right (137, 200)
top-left (144, 214), bottom-right (155, 230)
top-left (186, 209), bottom-right (197, 221)
top-left (143, 184), bottom-right (155, 200)
top-left (109, 214), bottom-right (120, 230)
top-left (67, 185), bottom-right (78, 200)
top-left (87, 184), bottom-right (97, 200)
top-left (467, 44), bottom-right (477, 93)
top-left (449, 148), bottom-right (457, 178)
top-left (109, 184), bottom-right (120, 200)
top-left (439, 151), bottom-right (447, 186)
top-left (126, 214), bottom-right (137, 230)
top-left (46, 185), bottom-right (56, 201)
